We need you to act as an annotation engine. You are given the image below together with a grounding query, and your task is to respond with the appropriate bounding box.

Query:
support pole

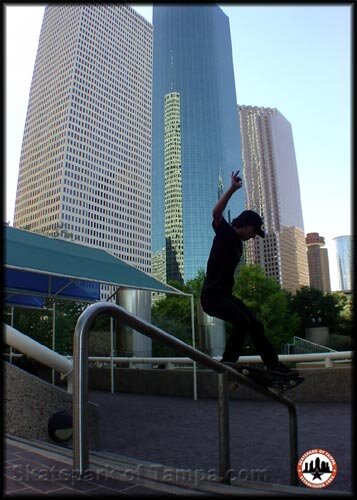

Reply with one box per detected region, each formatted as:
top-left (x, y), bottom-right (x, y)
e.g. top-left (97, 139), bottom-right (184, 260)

top-left (110, 317), bottom-right (114, 394)
top-left (190, 295), bottom-right (197, 400)
top-left (217, 371), bottom-right (230, 484)
top-left (73, 310), bottom-right (92, 474)
top-left (10, 306), bottom-right (14, 364)
top-left (289, 405), bottom-right (299, 486)
top-left (52, 301), bottom-right (56, 385)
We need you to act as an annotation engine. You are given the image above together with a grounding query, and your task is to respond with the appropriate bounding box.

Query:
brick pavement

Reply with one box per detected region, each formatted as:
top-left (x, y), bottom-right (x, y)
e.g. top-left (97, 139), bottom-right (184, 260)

top-left (4, 441), bottom-right (171, 496)
top-left (4, 392), bottom-right (353, 496)
top-left (89, 391), bottom-right (352, 493)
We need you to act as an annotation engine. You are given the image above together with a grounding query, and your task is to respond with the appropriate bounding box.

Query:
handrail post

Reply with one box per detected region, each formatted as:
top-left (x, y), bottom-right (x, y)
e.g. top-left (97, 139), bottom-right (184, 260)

top-left (73, 307), bottom-right (94, 475)
top-left (288, 405), bottom-right (298, 486)
top-left (217, 371), bottom-right (230, 484)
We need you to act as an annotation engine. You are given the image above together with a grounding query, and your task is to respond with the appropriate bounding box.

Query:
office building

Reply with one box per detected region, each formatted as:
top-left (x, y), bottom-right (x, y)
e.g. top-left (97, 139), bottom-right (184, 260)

top-left (239, 105), bottom-right (309, 293)
top-left (164, 92), bottom-right (184, 283)
top-left (333, 235), bottom-right (352, 291)
top-left (306, 232), bottom-right (331, 293)
top-left (13, 5), bottom-right (153, 358)
top-left (152, 5), bottom-right (244, 284)
top-left (14, 5), bottom-right (153, 276)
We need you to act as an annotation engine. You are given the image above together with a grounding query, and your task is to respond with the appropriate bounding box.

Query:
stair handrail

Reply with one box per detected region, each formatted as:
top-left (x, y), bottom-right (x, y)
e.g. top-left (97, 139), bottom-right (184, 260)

top-left (73, 302), bottom-right (299, 486)
top-left (293, 336), bottom-right (337, 353)
top-left (4, 323), bottom-right (73, 393)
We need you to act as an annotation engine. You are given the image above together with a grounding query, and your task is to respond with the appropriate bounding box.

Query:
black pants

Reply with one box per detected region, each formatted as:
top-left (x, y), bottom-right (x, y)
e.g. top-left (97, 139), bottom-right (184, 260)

top-left (200, 293), bottom-right (279, 369)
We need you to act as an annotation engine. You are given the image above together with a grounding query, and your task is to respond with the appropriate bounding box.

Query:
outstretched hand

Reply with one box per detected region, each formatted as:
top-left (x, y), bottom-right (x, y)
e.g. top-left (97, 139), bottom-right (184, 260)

top-left (212, 170), bottom-right (243, 225)
top-left (231, 170), bottom-right (242, 190)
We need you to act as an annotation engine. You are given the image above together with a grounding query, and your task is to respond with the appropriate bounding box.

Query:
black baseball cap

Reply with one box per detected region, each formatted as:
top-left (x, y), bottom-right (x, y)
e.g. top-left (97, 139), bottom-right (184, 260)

top-left (232, 210), bottom-right (265, 238)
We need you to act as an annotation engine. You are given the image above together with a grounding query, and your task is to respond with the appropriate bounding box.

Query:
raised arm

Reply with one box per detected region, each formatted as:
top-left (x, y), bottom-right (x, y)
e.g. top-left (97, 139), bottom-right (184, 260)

top-left (212, 170), bottom-right (243, 226)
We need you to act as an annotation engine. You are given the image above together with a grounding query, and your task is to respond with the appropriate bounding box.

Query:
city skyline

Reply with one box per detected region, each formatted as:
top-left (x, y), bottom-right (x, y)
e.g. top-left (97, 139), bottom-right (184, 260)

top-left (5, 4), bottom-right (352, 290)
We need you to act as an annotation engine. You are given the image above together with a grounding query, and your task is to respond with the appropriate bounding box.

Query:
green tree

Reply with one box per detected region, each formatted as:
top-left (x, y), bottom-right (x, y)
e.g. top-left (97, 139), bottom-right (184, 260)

top-left (151, 272), bottom-right (206, 356)
top-left (11, 305), bottom-right (52, 349)
top-left (52, 299), bottom-right (87, 354)
top-left (7, 299), bottom-right (87, 355)
top-left (151, 280), bottom-right (192, 356)
top-left (233, 264), bottom-right (299, 350)
top-left (185, 269), bottom-right (206, 299)
top-left (290, 287), bottom-right (343, 337)
top-left (333, 292), bottom-right (353, 337)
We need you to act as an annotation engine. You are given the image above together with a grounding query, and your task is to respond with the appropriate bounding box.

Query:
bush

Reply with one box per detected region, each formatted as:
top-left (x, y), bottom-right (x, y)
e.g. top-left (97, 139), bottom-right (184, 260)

top-left (326, 334), bottom-right (353, 351)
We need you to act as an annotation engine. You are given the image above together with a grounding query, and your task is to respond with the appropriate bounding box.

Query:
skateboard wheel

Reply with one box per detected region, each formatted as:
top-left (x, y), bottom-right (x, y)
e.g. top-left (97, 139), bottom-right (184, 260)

top-left (242, 369), bottom-right (249, 375)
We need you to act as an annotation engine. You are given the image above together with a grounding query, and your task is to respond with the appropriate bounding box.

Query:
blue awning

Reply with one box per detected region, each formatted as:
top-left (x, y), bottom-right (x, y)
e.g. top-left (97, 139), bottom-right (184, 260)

top-left (4, 225), bottom-right (182, 308)
top-left (5, 268), bottom-right (100, 305)
top-left (5, 293), bottom-right (46, 309)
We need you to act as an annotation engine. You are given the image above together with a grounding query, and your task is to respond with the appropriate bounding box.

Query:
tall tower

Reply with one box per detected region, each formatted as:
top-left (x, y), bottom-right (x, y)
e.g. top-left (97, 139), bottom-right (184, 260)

top-left (306, 232), bottom-right (331, 293)
top-left (152, 5), bottom-right (244, 283)
top-left (14, 5), bottom-right (153, 275)
top-left (164, 92), bottom-right (184, 283)
top-left (333, 235), bottom-right (352, 291)
top-left (239, 105), bottom-right (309, 293)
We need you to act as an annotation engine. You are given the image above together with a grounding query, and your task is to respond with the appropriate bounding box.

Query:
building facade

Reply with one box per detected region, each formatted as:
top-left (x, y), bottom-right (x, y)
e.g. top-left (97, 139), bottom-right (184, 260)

top-left (239, 105), bottom-right (309, 293)
top-left (14, 5), bottom-right (153, 276)
top-left (164, 92), bottom-right (184, 283)
top-left (152, 5), bottom-right (244, 284)
top-left (306, 232), bottom-right (331, 293)
top-left (333, 235), bottom-right (352, 291)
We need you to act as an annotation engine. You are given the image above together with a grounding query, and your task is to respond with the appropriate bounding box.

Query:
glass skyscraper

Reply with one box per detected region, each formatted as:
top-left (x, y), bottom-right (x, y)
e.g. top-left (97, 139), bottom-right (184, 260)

top-left (239, 105), bottom-right (309, 293)
top-left (152, 5), bottom-right (244, 283)
top-left (333, 235), bottom-right (352, 291)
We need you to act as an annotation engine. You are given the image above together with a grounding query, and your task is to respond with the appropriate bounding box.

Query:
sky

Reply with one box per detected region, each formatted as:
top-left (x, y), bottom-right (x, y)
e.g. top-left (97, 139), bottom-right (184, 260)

top-left (5, 4), bottom-right (352, 291)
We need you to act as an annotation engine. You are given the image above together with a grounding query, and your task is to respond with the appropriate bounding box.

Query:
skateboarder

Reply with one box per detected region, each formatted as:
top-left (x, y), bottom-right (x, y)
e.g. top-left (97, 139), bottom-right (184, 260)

top-left (200, 170), bottom-right (293, 374)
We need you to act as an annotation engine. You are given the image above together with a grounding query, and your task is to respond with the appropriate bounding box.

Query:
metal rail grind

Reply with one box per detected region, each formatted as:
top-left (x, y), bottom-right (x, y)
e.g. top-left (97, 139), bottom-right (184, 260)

top-left (73, 302), bottom-right (299, 486)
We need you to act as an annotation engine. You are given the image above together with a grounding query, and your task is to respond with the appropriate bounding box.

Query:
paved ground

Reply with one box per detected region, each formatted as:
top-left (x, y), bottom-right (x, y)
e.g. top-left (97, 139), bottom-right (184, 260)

top-left (4, 440), bottom-right (170, 496)
top-left (89, 391), bottom-right (352, 493)
top-left (4, 391), bottom-right (353, 496)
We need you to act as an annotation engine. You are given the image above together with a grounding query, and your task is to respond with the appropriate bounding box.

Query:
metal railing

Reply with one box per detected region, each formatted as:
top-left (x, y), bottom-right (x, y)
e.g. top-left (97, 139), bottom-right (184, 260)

top-left (80, 351), bottom-right (351, 368)
top-left (73, 302), bottom-right (299, 486)
top-left (293, 336), bottom-right (337, 353)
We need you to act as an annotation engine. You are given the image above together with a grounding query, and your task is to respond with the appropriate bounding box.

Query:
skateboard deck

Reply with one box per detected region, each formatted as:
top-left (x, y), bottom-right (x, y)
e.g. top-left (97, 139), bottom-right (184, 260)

top-left (223, 363), bottom-right (304, 393)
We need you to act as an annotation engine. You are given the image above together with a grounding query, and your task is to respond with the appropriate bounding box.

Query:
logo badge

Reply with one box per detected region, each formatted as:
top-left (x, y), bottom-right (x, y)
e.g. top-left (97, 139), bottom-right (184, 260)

top-left (297, 449), bottom-right (337, 488)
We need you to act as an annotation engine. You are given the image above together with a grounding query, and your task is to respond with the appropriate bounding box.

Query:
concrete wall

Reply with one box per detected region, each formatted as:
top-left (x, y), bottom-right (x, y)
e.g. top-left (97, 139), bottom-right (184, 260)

top-left (305, 326), bottom-right (329, 345)
top-left (88, 366), bottom-right (352, 403)
top-left (5, 362), bottom-right (100, 449)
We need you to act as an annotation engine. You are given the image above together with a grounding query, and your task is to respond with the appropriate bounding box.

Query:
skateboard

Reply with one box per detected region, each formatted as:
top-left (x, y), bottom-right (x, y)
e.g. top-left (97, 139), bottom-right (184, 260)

top-left (223, 362), bottom-right (304, 394)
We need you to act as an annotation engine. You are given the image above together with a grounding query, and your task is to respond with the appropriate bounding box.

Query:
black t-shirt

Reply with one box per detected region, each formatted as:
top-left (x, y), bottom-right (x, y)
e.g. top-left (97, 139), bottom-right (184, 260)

top-left (201, 217), bottom-right (243, 296)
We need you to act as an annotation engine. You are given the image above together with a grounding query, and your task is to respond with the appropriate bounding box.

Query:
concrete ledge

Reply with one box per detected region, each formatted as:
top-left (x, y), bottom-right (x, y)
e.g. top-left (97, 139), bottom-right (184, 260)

top-left (88, 366), bottom-right (352, 402)
top-left (5, 362), bottom-right (100, 449)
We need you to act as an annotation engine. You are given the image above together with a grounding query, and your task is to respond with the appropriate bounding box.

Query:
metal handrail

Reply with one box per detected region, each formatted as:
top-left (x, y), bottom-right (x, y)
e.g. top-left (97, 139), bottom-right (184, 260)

top-left (293, 336), bottom-right (337, 353)
top-left (73, 302), bottom-right (299, 486)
